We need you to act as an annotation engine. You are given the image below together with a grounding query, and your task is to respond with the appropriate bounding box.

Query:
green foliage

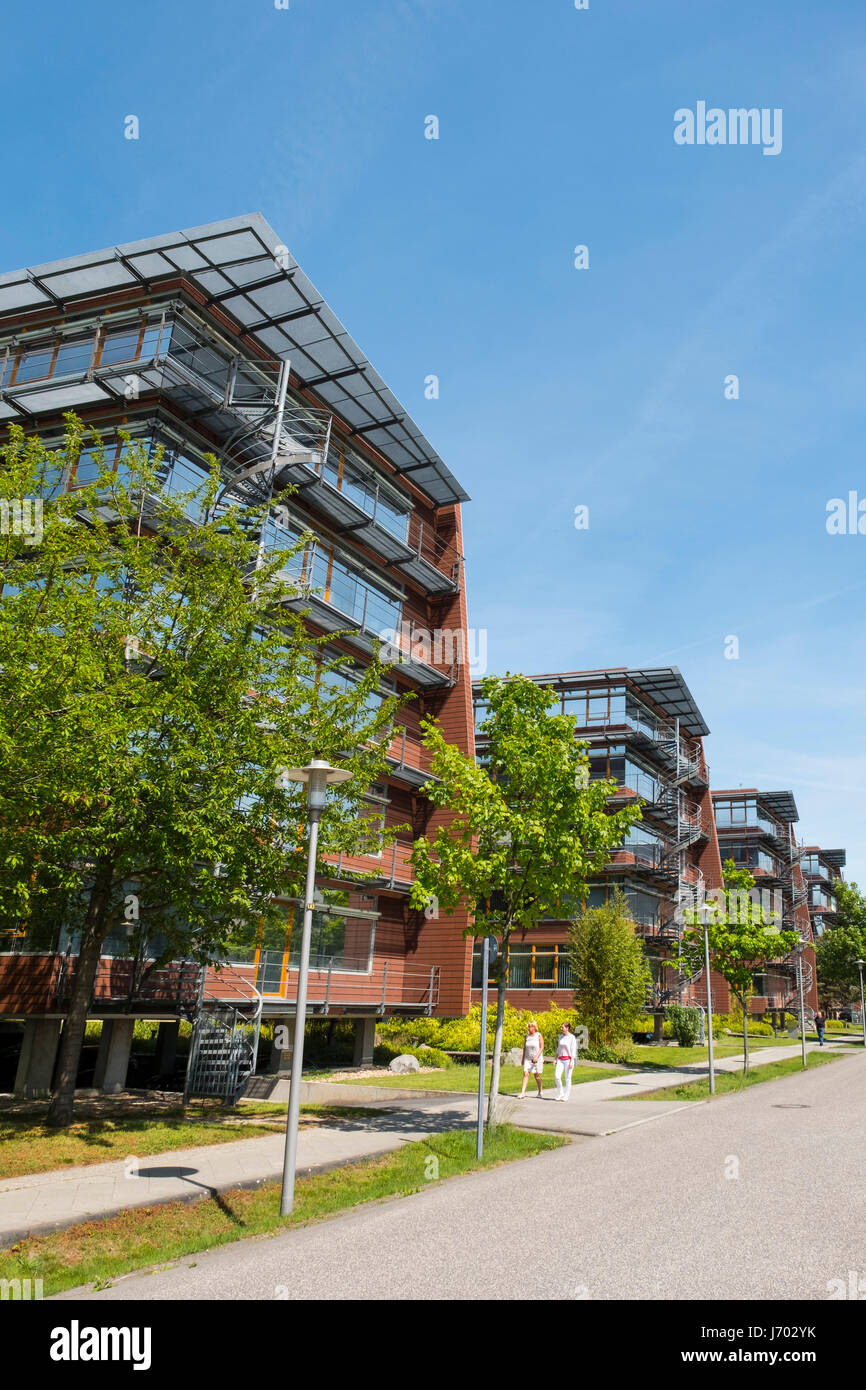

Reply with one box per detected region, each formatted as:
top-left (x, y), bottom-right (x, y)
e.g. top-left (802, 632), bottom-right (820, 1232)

top-left (570, 888), bottom-right (652, 1048)
top-left (580, 1040), bottom-right (637, 1064)
top-left (407, 674), bottom-right (641, 1118)
top-left (673, 860), bottom-right (800, 1074)
top-left (375, 1002), bottom-right (583, 1055)
top-left (0, 421), bottom-right (402, 1122)
top-left (409, 674), bottom-right (640, 941)
top-left (371, 1042), bottom-right (449, 1069)
top-left (814, 881), bottom-right (866, 1008)
top-left (666, 1004), bottom-right (702, 1047)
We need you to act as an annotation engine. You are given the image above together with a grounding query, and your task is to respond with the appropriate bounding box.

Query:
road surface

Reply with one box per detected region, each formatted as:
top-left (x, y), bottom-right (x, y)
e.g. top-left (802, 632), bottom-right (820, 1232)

top-left (67, 1051), bottom-right (866, 1301)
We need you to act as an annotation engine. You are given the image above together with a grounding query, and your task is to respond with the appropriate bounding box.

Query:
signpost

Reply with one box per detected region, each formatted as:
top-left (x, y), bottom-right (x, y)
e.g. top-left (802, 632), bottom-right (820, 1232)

top-left (476, 936), bottom-right (498, 1160)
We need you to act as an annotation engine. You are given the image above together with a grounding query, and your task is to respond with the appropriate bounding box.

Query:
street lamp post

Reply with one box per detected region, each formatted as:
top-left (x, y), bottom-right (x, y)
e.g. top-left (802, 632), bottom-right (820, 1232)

top-left (856, 960), bottom-right (866, 1050)
top-left (278, 760), bottom-right (351, 1217)
top-left (700, 903), bottom-right (715, 1096)
top-left (797, 943), bottom-right (807, 1069)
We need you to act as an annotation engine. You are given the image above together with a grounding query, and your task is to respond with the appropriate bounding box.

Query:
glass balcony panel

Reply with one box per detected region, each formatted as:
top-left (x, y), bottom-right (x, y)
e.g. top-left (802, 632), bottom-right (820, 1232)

top-left (14, 347), bottom-right (55, 383)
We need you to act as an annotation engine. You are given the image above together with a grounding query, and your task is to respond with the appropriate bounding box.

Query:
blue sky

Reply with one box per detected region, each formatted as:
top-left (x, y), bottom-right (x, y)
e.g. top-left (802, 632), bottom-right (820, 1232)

top-left (3, 0), bottom-right (865, 879)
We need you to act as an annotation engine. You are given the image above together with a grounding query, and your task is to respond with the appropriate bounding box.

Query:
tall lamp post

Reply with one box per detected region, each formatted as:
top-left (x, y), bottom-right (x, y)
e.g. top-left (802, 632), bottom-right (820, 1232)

top-left (699, 902), bottom-right (715, 1096)
top-left (278, 760), bottom-right (351, 1217)
top-left (856, 959), bottom-right (866, 1050)
top-left (797, 942), bottom-right (807, 1069)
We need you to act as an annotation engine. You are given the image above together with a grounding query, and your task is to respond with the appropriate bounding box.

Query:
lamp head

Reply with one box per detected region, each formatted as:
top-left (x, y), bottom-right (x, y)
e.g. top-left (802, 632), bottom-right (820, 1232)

top-left (279, 759), bottom-right (352, 815)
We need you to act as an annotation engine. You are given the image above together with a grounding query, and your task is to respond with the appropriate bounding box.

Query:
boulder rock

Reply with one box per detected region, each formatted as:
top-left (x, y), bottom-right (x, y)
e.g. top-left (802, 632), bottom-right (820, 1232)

top-left (388, 1053), bottom-right (421, 1074)
top-left (505, 1047), bottom-right (524, 1067)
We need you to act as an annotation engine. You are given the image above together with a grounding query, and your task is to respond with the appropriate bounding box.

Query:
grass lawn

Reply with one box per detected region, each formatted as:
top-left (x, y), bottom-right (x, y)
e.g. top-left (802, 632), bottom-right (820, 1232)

top-left (0, 1125), bottom-right (565, 1295)
top-left (627, 1049), bottom-right (843, 1101)
top-left (628, 1038), bottom-right (796, 1069)
top-left (0, 1103), bottom-right (377, 1181)
top-left (331, 1061), bottom-right (628, 1092)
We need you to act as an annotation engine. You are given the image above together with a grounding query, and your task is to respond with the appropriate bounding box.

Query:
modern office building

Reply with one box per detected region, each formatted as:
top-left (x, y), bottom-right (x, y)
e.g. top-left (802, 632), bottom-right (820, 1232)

top-left (471, 668), bottom-right (733, 1018)
top-left (800, 847), bottom-right (845, 940)
top-left (711, 788), bottom-right (820, 1021)
top-left (0, 216), bottom-right (477, 1098)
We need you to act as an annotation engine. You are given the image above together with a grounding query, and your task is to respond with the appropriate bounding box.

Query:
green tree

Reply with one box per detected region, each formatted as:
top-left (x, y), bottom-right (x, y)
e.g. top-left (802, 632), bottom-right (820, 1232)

top-left (814, 881), bottom-right (866, 1009)
top-left (408, 673), bottom-right (640, 1120)
top-left (675, 859), bottom-right (800, 1074)
top-left (0, 420), bottom-right (400, 1126)
top-left (569, 888), bottom-right (651, 1048)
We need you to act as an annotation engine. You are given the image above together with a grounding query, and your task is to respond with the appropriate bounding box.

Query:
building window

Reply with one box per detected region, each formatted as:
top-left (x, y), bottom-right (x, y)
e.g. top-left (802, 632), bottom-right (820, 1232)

top-left (471, 942), bottom-right (573, 990)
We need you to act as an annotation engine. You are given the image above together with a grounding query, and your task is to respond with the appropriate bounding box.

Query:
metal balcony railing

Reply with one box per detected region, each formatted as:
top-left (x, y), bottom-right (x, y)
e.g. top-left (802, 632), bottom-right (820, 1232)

top-left (249, 952), bottom-right (440, 1014)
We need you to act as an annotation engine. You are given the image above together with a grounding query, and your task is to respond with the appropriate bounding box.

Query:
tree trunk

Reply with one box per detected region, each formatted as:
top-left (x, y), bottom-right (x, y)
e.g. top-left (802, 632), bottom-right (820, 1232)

top-left (486, 938), bottom-right (508, 1127)
top-left (742, 1000), bottom-right (750, 1076)
top-left (46, 867), bottom-right (113, 1128)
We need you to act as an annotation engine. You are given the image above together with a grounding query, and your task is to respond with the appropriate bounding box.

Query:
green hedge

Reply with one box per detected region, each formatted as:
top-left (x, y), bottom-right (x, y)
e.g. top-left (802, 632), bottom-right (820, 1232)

top-left (376, 1001), bottom-right (584, 1053)
top-left (372, 1043), bottom-right (450, 1069)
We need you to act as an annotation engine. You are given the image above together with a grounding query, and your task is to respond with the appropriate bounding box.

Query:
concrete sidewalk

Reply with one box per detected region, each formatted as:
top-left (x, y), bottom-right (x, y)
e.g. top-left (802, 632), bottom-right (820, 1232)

top-left (0, 1105), bottom-right (473, 1248)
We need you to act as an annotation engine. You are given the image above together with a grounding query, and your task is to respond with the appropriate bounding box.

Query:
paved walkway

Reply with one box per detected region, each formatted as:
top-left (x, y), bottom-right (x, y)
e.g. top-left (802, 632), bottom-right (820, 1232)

top-left (75, 1049), bottom-right (866, 1303)
top-left (0, 1040), bottom-right (844, 1247)
top-left (0, 1107), bottom-right (470, 1247)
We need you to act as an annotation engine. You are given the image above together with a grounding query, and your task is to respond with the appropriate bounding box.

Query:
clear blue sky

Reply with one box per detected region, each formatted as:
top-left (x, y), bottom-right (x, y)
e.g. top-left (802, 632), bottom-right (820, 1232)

top-left (3, 0), bottom-right (865, 879)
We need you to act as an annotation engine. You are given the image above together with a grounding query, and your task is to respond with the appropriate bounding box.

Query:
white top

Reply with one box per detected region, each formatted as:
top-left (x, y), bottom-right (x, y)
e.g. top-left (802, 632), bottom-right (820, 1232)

top-left (556, 1033), bottom-right (578, 1061)
top-left (524, 1033), bottom-right (542, 1059)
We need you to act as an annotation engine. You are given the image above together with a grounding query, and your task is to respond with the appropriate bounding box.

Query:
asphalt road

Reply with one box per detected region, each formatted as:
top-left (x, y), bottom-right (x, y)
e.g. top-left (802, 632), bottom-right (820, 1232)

top-left (71, 1051), bottom-right (866, 1301)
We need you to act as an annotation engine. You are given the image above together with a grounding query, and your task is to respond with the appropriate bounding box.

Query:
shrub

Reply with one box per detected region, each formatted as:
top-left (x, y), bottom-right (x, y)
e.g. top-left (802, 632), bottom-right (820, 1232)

top-left (582, 1040), bottom-right (636, 1064)
top-left (372, 1043), bottom-right (449, 1069)
top-left (374, 1002), bottom-right (586, 1056)
top-left (666, 1004), bottom-right (702, 1047)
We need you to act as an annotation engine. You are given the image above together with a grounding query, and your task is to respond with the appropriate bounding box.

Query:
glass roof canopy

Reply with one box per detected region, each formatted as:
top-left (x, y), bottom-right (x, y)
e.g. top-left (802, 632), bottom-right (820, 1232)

top-left (0, 214), bottom-right (469, 510)
top-left (499, 666), bottom-right (711, 737)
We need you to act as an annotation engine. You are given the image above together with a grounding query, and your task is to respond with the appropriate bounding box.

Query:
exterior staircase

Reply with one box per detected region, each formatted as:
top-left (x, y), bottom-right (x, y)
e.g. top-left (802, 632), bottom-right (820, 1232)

top-left (183, 966), bottom-right (263, 1105)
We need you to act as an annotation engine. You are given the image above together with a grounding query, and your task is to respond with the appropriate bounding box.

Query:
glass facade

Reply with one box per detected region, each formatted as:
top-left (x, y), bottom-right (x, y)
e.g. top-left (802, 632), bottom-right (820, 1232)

top-left (321, 450), bottom-right (410, 542)
top-left (810, 886), bottom-right (836, 910)
top-left (801, 855), bottom-right (830, 880)
top-left (723, 843), bottom-right (781, 875)
top-left (1, 319), bottom-right (163, 391)
top-left (2, 310), bottom-right (414, 547)
top-left (619, 823), bottom-right (667, 867)
top-left (471, 941), bottom-right (573, 990)
top-left (714, 798), bottom-right (781, 838)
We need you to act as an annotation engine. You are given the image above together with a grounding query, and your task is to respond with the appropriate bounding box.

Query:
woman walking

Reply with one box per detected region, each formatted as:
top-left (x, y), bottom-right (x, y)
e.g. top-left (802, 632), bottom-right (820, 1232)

top-left (518, 1020), bottom-right (545, 1098)
top-left (554, 1021), bottom-right (578, 1101)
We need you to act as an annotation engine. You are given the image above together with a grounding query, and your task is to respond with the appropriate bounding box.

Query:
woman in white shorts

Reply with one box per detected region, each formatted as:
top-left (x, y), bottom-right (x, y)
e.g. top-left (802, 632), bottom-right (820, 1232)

top-left (554, 1021), bottom-right (578, 1101)
top-left (518, 1020), bottom-right (545, 1098)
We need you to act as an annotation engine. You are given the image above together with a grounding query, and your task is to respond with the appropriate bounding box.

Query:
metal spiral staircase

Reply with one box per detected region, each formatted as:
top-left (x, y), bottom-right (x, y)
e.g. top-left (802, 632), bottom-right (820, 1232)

top-left (183, 967), bottom-right (263, 1105)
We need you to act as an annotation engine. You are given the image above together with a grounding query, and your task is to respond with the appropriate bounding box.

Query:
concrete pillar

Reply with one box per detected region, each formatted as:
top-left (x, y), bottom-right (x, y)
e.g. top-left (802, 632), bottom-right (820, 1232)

top-left (154, 1020), bottom-right (179, 1074)
top-left (13, 1018), bottom-right (62, 1098)
top-left (353, 1016), bottom-right (376, 1069)
top-left (93, 1019), bottom-right (135, 1094)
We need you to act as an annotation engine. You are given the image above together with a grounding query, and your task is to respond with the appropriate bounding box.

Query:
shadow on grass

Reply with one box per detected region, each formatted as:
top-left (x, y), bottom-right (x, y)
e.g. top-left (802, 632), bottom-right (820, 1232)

top-left (133, 1167), bottom-right (247, 1226)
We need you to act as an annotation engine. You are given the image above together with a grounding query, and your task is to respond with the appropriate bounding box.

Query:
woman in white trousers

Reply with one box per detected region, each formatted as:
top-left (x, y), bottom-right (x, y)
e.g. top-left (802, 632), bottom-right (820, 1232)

top-left (554, 1022), bottom-right (578, 1101)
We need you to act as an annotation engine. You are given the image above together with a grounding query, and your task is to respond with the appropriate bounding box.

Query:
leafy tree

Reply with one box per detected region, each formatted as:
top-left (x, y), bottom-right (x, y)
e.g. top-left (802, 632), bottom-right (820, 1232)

top-left (0, 420), bottom-right (400, 1125)
top-left (408, 673), bottom-right (640, 1120)
top-left (814, 880), bottom-right (866, 1009)
top-left (569, 888), bottom-right (651, 1047)
top-left (674, 859), bottom-right (800, 1073)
